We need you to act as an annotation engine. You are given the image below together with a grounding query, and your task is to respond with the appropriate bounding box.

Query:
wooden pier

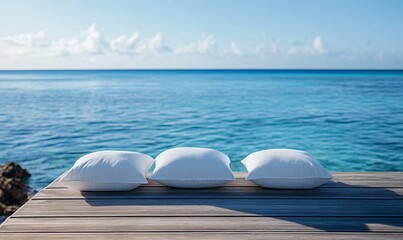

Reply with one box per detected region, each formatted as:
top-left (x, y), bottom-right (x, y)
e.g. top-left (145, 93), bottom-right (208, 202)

top-left (0, 172), bottom-right (402, 239)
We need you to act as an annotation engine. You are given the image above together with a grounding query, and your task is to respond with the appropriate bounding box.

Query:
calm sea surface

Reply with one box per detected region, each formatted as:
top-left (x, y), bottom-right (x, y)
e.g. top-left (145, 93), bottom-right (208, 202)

top-left (0, 70), bottom-right (402, 190)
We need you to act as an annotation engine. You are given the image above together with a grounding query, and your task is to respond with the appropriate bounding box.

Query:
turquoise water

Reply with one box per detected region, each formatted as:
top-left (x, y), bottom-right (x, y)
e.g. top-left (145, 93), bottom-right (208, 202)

top-left (0, 70), bottom-right (402, 190)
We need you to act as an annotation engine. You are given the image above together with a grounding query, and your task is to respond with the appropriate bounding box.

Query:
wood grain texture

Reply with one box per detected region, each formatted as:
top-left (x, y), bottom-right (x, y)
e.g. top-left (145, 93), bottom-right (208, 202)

top-left (47, 172), bottom-right (403, 189)
top-left (11, 199), bottom-right (403, 217)
top-left (1, 217), bottom-right (403, 233)
top-left (0, 233), bottom-right (403, 240)
top-left (1, 172), bottom-right (403, 239)
top-left (34, 186), bottom-right (403, 200)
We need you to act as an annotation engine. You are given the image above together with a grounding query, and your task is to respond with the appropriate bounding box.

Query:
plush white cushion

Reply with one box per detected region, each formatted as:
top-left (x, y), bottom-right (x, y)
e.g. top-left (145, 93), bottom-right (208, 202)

top-left (151, 147), bottom-right (235, 188)
top-left (59, 151), bottom-right (154, 191)
top-left (242, 149), bottom-right (332, 189)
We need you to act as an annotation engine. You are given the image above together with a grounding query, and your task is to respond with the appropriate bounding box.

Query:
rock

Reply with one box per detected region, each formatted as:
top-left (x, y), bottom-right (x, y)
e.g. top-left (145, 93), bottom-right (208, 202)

top-left (0, 162), bottom-right (31, 180)
top-left (0, 203), bottom-right (18, 216)
top-left (0, 162), bottom-right (32, 216)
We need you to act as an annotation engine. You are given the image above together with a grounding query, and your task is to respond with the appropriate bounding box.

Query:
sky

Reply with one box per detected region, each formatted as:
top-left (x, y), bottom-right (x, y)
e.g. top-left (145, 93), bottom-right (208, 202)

top-left (0, 0), bottom-right (403, 69)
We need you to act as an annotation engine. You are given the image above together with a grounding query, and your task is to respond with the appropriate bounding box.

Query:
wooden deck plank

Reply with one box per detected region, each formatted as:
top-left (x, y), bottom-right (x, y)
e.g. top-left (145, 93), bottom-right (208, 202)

top-left (11, 199), bottom-right (403, 217)
top-left (48, 172), bottom-right (403, 189)
top-left (1, 172), bottom-right (403, 239)
top-left (1, 216), bottom-right (403, 233)
top-left (1, 232), bottom-right (403, 240)
top-left (48, 180), bottom-right (403, 189)
top-left (34, 186), bottom-right (403, 200)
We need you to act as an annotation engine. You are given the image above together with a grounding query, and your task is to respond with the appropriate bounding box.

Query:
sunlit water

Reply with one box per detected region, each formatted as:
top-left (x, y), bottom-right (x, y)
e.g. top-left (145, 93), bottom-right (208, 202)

top-left (1, 70), bottom-right (402, 190)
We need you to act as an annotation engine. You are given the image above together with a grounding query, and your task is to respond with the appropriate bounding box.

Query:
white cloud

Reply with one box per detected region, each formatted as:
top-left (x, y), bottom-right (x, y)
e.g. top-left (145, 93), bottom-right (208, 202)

top-left (1, 31), bottom-right (46, 47)
top-left (175, 35), bottom-right (215, 54)
top-left (198, 35), bottom-right (214, 53)
top-left (110, 32), bottom-right (140, 54)
top-left (312, 36), bottom-right (324, 54)
top-left (0, 24), bottom-right (172, 58)
top-left (287, 36), bottom-right (325, 56)
top-left (49, 38), bottom-right (80, 57)
top-left (0, 26), bottom-right (327, 63)
top-left (137, 33), bottom-right (170, 53)
top-left (175, 36), bottom-right (244, 58)
top-left (0, 31), bottom-right (47, 55)
top-left (48, 24), bottom-right (105, 57)
top-left (227, 42), bottom-right (242, 56)
top-left (144, 33), bottom-right (163, 50)
top-left (110, 32), bottom-right (170, 55)
top-left (82, 24), bottom-right (105, 54)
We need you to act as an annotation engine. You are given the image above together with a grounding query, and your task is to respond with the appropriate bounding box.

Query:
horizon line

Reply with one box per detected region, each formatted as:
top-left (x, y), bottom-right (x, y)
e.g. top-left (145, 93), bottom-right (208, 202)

top-left (1, 68), bottom-right (403, 71)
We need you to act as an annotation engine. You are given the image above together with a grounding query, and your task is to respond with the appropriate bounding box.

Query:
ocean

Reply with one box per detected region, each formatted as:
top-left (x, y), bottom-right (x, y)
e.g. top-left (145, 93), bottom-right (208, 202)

top-left (0, 70), bottom-right (402, 190)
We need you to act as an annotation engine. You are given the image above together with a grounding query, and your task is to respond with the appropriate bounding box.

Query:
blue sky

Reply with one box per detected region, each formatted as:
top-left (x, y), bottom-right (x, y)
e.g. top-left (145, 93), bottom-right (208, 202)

top-left (0, 0), bottom-right (402, 69)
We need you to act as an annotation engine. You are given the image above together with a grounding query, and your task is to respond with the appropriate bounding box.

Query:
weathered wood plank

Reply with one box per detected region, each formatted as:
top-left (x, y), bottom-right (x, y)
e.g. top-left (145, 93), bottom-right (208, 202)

top-left (1, 217), bottom-right (403, 233)
top-left (34, 186), bottom-right (403, 200)
top-left (2, 172), bottom-right (403, 240)
top-left (0, 232), bottom-right (402, 240)
top-left (12, 199), bottom-right (403, 217)
top-left (47, 172), bottom-right (403, 189)
top-left (47, 179), bottom-right (403, 189)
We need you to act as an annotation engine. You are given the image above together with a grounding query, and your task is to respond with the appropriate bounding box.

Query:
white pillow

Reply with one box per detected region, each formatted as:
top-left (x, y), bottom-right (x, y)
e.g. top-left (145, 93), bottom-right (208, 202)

top-left (59, 151), bottom-right (154, 191)
top-left (242, 149), bottom-right (332, 189)
top-left (151, 147), bottom-right (235, 188)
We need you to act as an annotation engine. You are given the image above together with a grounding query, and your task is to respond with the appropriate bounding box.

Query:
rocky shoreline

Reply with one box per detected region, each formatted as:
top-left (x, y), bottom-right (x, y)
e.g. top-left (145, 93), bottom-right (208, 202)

top-left (0, 162), bottom-right (33, 218)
